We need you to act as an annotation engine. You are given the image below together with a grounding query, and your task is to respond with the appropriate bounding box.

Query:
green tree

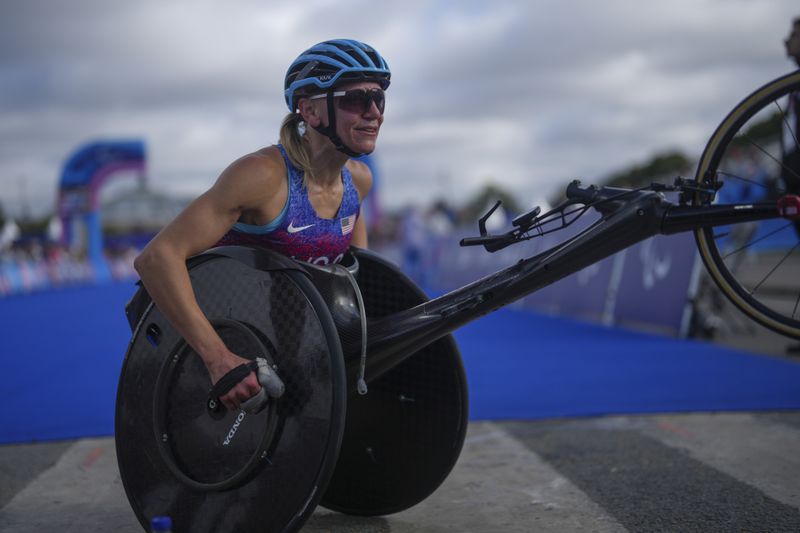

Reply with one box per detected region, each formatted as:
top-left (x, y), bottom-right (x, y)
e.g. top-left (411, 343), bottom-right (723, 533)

top-left (461, 182), bottom-right (523, 224)
top-left (729, 110), bottom-right (781, 149)
top-left (605, 150), bottom-right (693, 189)
top-left (17, 215), bottom-right (51, 236)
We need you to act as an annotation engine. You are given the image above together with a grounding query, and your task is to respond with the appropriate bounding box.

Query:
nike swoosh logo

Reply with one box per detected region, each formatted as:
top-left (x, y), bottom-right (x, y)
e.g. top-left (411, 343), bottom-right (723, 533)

top-left (287, 221), bottom-right (315, 234)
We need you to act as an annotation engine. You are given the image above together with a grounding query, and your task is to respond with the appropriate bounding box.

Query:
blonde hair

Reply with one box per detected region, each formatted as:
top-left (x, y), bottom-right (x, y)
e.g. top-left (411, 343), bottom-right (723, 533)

top-left (278, 112), bottom-right (314, 183)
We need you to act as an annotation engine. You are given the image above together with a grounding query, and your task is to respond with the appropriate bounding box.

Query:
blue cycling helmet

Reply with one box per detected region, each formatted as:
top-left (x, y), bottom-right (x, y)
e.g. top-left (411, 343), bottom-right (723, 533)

top-left (284, 39), bottom-right (391, 112)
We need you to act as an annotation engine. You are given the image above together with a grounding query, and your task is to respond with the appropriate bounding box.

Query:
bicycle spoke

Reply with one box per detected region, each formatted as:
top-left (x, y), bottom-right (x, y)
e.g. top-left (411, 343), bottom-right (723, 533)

top-left (775, 99), bottom-right (800, 157)
top-left (740, 133), bottom-right (800, 186)
top-left (749, 241), bottom-right (800, 295)
top-left (794, 291), bottom-right (800, 320)
top-left (717, 169), bottom-right (780, 194)
top-left (719, 221), bottom-right (794, 259)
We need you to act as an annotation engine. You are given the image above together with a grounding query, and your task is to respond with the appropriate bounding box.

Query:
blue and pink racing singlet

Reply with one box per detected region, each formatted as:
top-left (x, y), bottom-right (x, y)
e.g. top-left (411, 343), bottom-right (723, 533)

top-left (216, 145), bottom-right (361, 265)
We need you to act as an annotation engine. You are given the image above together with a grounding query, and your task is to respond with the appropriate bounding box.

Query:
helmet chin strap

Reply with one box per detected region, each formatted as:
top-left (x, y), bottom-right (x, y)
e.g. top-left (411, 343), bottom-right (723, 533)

top-left (311, 90), bottom-right (372, 158)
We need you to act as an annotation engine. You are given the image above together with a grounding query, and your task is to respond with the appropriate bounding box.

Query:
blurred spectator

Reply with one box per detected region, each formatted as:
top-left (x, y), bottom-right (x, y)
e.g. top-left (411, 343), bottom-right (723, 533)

top-left (783, 15), bottom-right (800, 235)
top-left (0, 219), bottom-right (20, 251)
top-left (427, 200), bottom-right (456, 236)
top-left (0, 237), bottom-right (139, 296)
top-left (401, 205), bottom-right (428, 286)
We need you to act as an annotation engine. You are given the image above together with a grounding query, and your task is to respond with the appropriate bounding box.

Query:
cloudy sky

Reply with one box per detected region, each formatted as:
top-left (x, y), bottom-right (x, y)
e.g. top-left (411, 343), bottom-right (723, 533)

top-left (1, 0), bottom-right (798, 218)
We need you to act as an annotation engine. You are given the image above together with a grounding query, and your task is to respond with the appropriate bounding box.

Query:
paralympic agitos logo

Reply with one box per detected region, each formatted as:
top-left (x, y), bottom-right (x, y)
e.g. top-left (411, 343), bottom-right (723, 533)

top-left (223, 411), bottom-right (246, 446)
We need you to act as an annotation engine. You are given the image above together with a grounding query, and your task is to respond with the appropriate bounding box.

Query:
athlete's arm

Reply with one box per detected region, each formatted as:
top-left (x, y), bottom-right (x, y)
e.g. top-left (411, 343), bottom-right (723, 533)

top-left (346, 160), bottom-right (373, 249)
top-left (134, 151), bottom-right (286, 410)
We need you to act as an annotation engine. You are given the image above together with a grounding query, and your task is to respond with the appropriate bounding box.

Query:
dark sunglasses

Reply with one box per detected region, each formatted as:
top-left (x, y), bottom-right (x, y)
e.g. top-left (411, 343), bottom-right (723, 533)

top-left (309, 88), bottom-right (386, 115)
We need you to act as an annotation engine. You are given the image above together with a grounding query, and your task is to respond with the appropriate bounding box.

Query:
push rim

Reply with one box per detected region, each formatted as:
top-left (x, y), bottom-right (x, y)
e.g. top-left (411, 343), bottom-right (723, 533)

top-left (152, 318), bottom-right (280, 492)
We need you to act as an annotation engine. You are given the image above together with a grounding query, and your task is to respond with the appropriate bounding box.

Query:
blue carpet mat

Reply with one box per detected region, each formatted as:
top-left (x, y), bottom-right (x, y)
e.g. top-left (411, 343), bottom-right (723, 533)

top-left (1, 283), bottom-right (799, 444)
top-left (0, 282), bottom-right (135, 444)
top-left (454, 308), bottom-right (800, 420)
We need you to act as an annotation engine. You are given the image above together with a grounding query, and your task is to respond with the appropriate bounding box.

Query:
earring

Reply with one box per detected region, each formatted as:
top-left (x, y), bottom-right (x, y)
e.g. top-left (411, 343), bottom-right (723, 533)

top-left (298, 121), bottom-right (307, 136)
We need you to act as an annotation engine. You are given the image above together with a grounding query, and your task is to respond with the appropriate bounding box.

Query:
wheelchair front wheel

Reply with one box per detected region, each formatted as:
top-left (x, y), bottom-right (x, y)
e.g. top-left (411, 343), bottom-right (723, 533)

top-left (694, 70), bottom-right (800, 340)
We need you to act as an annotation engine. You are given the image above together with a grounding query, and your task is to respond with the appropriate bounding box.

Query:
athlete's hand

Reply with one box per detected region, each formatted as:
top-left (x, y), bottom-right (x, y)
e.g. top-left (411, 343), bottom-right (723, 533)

top-left (208, 351), bottom-right (262, 411)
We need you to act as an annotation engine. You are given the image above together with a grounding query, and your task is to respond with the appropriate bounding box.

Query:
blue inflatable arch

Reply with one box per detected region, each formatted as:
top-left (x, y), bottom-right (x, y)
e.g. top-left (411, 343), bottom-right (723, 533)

top-left (58, 140), bottom-right (146, 277)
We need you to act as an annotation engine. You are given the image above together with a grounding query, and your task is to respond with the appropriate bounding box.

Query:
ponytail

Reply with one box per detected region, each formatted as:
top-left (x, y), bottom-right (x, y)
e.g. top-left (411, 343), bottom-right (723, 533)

top-left (279, 112), bottom-right (314, 184)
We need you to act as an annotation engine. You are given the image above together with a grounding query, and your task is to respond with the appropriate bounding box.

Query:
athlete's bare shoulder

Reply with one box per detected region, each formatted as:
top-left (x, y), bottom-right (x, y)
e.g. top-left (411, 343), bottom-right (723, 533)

top-left (211, 146), bottom-right (287, 210)
top-left (226, 146), bottom-right (285, 183)
top-left (345, 159), bottom-right (373, 200)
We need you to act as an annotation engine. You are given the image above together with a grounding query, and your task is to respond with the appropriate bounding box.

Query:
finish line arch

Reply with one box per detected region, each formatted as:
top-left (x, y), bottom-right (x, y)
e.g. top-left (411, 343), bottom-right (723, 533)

top-left (58, 140), bottom-right (146, 278)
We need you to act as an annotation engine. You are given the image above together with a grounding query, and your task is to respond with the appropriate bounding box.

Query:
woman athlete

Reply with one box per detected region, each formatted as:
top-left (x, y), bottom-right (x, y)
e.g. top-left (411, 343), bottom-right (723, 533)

top-left (134, 39), bottom-right (391, 411)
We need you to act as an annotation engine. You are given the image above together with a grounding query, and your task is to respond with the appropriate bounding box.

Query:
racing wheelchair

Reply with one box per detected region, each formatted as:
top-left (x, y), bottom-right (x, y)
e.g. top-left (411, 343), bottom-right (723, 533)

top-left (116, 71), bottom-right (800, 532)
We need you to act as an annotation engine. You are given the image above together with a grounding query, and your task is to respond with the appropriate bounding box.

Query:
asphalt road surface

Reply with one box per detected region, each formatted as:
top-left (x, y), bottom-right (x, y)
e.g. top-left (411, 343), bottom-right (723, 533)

top-left (2, 411), bottom-right (799, 532)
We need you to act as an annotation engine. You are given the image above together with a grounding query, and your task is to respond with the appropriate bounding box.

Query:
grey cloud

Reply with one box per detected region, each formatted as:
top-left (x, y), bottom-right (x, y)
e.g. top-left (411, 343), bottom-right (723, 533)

top-left (0, 0), bottom-right (798, 216)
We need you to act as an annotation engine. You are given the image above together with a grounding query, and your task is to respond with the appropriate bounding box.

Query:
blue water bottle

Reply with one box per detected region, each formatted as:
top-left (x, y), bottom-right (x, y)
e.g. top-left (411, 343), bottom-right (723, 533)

top-left (150, 516), bottom-right (173, 533)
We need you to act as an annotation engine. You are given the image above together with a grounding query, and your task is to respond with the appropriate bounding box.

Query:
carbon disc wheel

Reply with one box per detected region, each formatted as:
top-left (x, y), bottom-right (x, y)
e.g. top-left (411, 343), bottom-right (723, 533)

top-left (116, 254), bottom-right (346, 533)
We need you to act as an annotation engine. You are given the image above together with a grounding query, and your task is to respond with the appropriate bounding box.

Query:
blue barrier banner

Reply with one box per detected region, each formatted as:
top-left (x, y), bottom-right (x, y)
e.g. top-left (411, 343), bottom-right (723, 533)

top-left (488, 214), bottom-right (618, 321)
top-left (611, 232), bottom-right (699, 336)
top-left (528, 254), bottom-right (617, 322)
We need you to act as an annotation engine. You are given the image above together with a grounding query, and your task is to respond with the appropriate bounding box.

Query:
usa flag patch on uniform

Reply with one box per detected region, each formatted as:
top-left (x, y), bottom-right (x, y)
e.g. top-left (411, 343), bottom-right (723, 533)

top-left (340, 215), bottom-right (356, 235)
